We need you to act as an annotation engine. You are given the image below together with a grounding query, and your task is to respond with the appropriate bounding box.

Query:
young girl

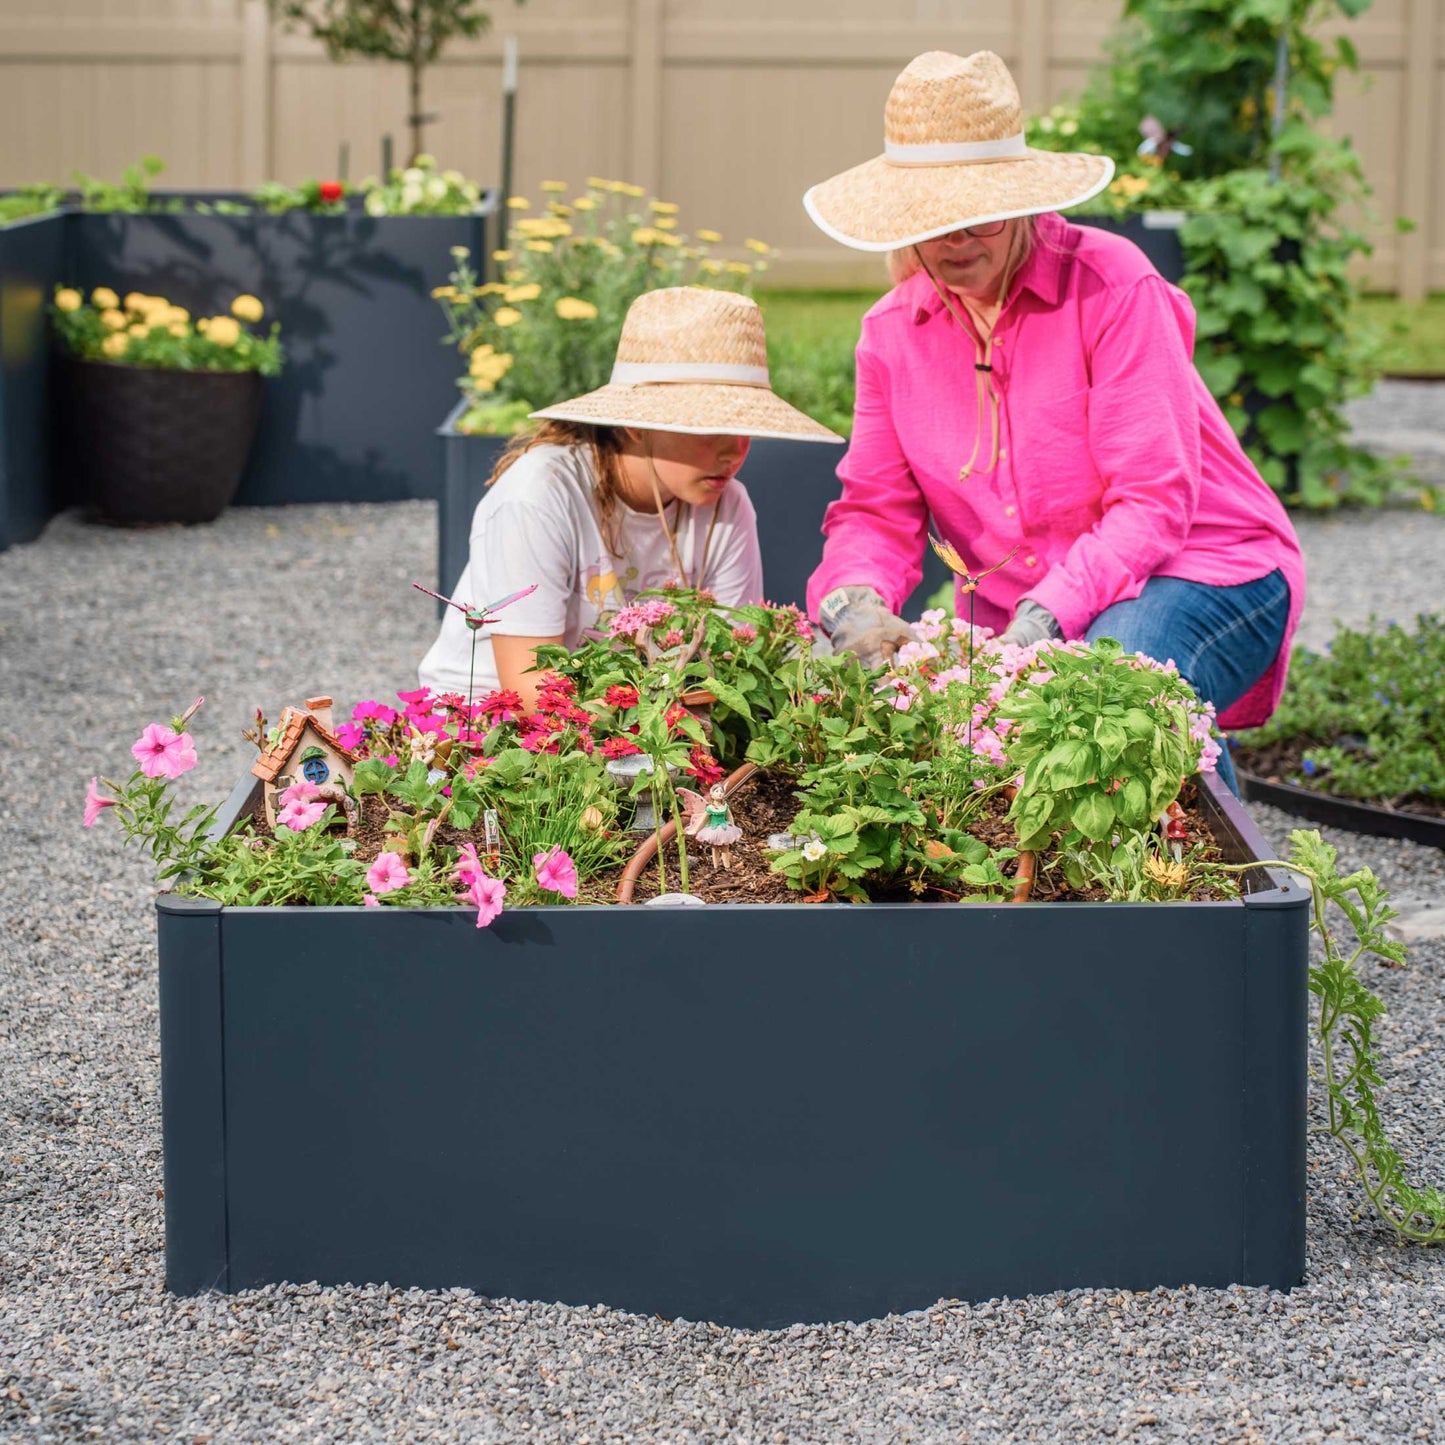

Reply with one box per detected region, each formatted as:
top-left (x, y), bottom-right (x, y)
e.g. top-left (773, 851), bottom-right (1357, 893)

top-left (419, 286), bottom-right (841, 708)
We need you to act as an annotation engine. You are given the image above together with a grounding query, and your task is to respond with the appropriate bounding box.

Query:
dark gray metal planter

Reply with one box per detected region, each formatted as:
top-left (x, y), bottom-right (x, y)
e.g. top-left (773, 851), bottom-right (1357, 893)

top-left (435, 399), bottom-right (953, 614)
top-left (1239, 770), bottom-right (1445, 851)
top-left (1073, 212), bottom-right (1186, 284)
top-left (62, 198), bottom-right (493, 507)
top-left (0, 211), bottom-right (67, 551)
top-left (157, 769), bottom-right (1308, 1327)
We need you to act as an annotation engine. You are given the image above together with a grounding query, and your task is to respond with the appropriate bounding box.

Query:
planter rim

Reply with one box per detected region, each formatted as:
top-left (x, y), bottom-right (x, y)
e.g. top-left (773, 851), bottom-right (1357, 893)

top-left (62, 355), bottom-right (270, 378)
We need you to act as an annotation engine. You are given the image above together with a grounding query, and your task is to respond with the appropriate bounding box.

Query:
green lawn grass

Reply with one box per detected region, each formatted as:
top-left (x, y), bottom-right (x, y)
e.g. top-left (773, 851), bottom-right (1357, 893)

top-left (760, 287), bottom-right (1445, 382)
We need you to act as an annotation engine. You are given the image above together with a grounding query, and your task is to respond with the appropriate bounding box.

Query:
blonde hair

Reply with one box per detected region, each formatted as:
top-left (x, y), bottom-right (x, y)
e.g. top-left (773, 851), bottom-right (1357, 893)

top-left (488, 419), bottom-right (630, 557)
top-left (887, 214), bottom-right (1039, 301)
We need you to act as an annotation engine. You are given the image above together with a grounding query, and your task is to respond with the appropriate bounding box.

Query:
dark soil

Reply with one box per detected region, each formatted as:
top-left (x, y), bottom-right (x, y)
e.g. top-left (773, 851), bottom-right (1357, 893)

top-left (1233, 738), bottom-right (1445, 820)
top-left (240, 772), bottom-right (1235, 906)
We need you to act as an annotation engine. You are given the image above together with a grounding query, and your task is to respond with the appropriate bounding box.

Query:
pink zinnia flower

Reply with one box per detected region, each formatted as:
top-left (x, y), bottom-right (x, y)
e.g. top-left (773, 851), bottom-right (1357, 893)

top-left (366, 851), bottom-right (411, 895)
top-left (601, 736), bottom-right (643, 759)
top-left (277, 797), bottom-right (327, 831)
top-left (83, 777), bottom-right (116, 827)
top-left (130, 723), bottom-right (199, 780)
top-left (533, 846), bottom-right (578, 899)
top-left (468, 873), bottom-right (506, 928)
top-left (477, 688), bottom-right (524, 719)
top-left (604, 684), bottom-right (640, 709)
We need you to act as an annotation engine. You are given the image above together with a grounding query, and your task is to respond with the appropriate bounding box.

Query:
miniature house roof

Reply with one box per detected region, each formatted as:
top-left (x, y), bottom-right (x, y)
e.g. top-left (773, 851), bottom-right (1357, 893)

top-left (251, 698), bottom-right (358, 784)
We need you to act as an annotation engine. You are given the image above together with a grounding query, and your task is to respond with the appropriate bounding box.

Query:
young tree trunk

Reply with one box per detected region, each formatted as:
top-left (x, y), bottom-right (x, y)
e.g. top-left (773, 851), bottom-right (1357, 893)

top-left (408, 0), bottom-right (426, 162)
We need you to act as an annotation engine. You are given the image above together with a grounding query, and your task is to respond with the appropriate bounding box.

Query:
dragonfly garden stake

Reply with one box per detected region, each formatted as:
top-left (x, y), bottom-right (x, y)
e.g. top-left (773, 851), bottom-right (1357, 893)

top-left (411, 582), bottom-right (539, 732)
top-left (927, 536), bottom-right (1019, 750)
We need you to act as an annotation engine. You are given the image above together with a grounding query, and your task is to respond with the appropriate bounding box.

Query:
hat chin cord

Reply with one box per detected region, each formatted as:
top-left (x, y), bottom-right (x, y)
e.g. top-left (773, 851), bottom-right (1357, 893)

top-left (641, 438), bottom-right (721, 594)
top-left (913, 247), bottom-right (1001, 483)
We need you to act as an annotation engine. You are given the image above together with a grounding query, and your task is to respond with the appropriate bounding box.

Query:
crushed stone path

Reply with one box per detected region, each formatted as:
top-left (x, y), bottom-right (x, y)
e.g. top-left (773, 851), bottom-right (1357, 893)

top-left (1, 498), bottom-right (1443, 1445)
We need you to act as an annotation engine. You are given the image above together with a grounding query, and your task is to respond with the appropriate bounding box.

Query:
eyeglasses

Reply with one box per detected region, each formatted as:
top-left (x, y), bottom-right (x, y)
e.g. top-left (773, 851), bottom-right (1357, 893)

top-left (958, 221), bottom-right (1007, 239)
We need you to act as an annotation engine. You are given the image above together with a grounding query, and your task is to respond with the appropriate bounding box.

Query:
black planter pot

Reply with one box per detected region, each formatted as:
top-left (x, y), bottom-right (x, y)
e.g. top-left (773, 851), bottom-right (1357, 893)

top-left (64, 358), bottom-right (263, 524)
top-left (157, 768), bottom-right (1308, 1327)
top-left (1072, 211), bottom-right (1186, 284)
top-left (435, 400), bottom-right (953, 616)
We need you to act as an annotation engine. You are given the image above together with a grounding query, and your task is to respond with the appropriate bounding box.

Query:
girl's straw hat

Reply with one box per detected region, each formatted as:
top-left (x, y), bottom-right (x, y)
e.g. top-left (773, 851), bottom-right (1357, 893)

top-left (803, 50), bottom-right (1114, 252)
top-left (530, 287), bottom-right (843, 443)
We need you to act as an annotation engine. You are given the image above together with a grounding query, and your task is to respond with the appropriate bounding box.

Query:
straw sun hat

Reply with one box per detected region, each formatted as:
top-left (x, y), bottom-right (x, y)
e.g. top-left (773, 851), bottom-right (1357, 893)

top-left (804, 50), bottom-right (1115, 252)
top-left (530, 286), bottom-right (842, 444)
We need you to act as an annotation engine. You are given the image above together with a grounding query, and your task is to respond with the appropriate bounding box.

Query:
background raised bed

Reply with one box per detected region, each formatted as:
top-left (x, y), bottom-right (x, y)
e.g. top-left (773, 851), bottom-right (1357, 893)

top-left (158, 769), bottom-right (1307, 1328)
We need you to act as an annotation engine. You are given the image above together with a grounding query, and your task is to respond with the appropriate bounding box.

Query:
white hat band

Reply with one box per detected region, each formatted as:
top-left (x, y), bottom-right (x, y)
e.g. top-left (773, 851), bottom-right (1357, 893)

top-left (883, 133), bottom-right (1028, 165)
top-left (609, 360), bottom-right (771, 387)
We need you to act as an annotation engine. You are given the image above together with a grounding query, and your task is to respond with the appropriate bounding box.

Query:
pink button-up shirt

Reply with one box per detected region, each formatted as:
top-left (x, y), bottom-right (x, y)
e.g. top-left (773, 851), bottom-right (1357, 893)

top-left (807, 212), bottom-right (1306, 729)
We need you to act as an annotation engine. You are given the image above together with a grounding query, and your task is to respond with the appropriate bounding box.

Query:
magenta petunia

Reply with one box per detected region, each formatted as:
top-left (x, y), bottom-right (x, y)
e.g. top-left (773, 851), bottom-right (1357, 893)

top-left (333, 721), bottom-right (366, 751)
top-left (366, 851), bottom-right (411, 895)
top-left (467, 873), bottom-right (506, 928)
top-left (352, 699), bottom-right (398, 728)
top-left (131, 723), bottom-right (199, 780)
top-left (277, 797), bottom-right (327, 831)
top-left (533, 846), bottom-right (578, 899)
top-left (395, 687), bottom-right (432, 706)
top-left (83, 777), bottom-right (117, 828)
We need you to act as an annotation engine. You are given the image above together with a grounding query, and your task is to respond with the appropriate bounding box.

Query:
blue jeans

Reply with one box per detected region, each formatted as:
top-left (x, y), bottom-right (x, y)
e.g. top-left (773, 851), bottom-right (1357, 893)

top-left (1084, 570), bottom-right (1292, 795)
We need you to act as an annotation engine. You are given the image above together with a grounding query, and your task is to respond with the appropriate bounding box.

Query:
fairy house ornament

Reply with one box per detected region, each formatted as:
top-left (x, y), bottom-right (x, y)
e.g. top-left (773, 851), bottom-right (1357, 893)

top-left (251, 696), bottom-right (358, 828)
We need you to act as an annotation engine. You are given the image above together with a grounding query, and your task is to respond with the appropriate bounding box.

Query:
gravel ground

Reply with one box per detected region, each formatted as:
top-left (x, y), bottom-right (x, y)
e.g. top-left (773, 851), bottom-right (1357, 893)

top-left (3, 481), bottom-right (1445, 1444)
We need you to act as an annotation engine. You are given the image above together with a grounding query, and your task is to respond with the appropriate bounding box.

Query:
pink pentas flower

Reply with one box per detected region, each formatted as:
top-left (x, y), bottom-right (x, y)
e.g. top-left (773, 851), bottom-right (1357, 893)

top-left (730, 623), bottom-right (757, 644)
top-left (468, 873), bottom-right (506, 928)
top-left (131, 723), bottom-right (199, 780)
top-left (277, 797), bottom-right (327, 831)
top-left (533, 846), bottom-right (578, 899)
top-left (83, 777), bottom-right (117, 828)
top-left (366, 851), bottom-right (410, 895)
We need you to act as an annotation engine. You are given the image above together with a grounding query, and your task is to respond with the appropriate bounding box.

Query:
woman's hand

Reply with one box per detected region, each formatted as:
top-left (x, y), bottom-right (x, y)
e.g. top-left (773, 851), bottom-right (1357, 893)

top-left (493, 632), bottom-right (565, 712)
top-left (818, 586), bottom-right (914, 669)
top-left (999, 600), bottom-right (1063, 648)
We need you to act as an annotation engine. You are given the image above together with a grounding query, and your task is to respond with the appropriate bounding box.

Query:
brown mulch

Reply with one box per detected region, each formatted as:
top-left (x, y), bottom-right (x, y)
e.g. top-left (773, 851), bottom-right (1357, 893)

top-left (1232, 739), bottom-right (1445, 820)
top-left (239, 770), bottom-right (1234, 906)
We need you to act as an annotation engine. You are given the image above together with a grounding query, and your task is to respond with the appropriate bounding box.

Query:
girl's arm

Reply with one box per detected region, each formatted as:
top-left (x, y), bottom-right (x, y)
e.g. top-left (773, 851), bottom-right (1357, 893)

top-left (492, 633), bottom-right (566, 712)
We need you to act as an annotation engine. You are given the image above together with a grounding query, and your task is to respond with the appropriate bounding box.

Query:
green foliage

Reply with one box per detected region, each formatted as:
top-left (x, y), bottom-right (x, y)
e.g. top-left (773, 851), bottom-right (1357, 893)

top-left (70, 154), bottom-right (167, 213)
top-left (0, 184), bottom-right (64, 227)
top-left (1237, 614), bottom-right (1445, 804)
top-left (251, 178), bottom-right (348, 214)
top-left (999, 638), bottom-right (1200, 854)
top-left (1263, 831), bottom-right (1444, 1243)
top-left (433, 181), bottom-right (768, 427)
top-left (360, 155), bottom-right (483, 217)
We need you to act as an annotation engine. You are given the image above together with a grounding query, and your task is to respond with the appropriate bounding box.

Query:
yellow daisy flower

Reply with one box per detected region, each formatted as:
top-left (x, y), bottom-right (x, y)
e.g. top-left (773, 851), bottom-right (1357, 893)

top-left (493, 307), bottom-right (523, 327)
top-left (695, 229), bottom-right (722, 244)
top-left (554, 297), bottom-right (598, 321)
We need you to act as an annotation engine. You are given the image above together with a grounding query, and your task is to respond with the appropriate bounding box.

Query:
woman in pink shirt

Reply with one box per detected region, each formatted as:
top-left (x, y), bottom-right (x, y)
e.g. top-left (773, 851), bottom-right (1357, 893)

top-left (802, 50), bottom-right (1304, 791)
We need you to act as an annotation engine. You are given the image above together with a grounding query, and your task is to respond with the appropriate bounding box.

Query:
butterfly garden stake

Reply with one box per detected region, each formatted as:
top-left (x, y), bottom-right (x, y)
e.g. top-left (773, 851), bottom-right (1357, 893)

top-left (411, 582), bottom-right (539, 727)
top-left (927, 536), bottom-right (1019, 747)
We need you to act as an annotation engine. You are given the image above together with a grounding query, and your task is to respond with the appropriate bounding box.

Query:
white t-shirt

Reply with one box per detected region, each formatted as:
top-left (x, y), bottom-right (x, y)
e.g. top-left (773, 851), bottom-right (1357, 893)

top-left (418, 444), bottom-right (765, 697)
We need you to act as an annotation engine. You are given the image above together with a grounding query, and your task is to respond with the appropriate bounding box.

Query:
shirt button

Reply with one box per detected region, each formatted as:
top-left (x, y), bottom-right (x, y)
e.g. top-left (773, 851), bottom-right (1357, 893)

top-left (1005, 505), bottom-right (1016, 518)
top-left (1025, 554), bottom-right (1037, 568)
top-left (999, 449), bottom-right (1008, 460)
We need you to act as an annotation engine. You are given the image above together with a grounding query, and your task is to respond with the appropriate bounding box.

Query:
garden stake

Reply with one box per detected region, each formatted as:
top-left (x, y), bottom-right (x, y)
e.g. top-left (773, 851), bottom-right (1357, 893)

top-left (412, 581), bottom-right (538, 730)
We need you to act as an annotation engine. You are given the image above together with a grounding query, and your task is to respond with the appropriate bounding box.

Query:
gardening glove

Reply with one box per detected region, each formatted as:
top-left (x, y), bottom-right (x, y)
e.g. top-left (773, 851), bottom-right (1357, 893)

top-left (998, 599), bottom-right (1064, 649)
top-left (818, 585), bottom-right (914, 670)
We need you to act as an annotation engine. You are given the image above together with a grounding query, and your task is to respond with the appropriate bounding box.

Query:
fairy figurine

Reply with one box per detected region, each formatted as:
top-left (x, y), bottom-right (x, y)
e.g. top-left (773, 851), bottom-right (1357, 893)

top-left (679, 782), bottom-right (743, 869)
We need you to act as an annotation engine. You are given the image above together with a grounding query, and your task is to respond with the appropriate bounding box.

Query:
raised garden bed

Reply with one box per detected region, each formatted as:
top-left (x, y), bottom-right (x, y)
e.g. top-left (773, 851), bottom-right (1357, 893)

top-left (157, 764), bottom-right (1307, 1327)
top-left (435, 399), bottom-right (953, 611)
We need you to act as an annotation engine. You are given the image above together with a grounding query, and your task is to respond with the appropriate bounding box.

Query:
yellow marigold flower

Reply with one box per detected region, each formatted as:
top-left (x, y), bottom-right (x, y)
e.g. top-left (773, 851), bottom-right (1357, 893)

top-left (123, 292), bottom-right (159, 314)
top-left (696, 229), bottom-right (722, 244)
top-left (167, 321), bottom-right (189, 338)
top-left (619, 183), bottom-right (646, 197)
top-left (207, 315), bottom-right (241, 347)
top-left (492, 249), bottom-right (513, 262)
top-left (743, 238), bottom-right (771, 254)
top-left (54, 288), bottom-right (83, 312)
top-left (101, 332), bottom-right (129, 359)
top-left (430, 285), bottom-right (459, 300)
top-left (506, 196), bottom-right (530, 210)
top-left (493, 307), bottom-right (523, 327)
top-left (525, 239), bottom-right (554, 253)
top-left (555, 297), bottom-right (598, 321)
top-left (127, 323), bottom-right (149, 337)
top-left (654, 217), bottom-right (677, 230)
top-left (571, 196), bottom-right (596, 210)
top-left (231, 294), bottom-right (264, 323)
top-left (197, 317), bottom-right (209, 332)
top-left (100, 308), bottom-right (128, 331)
top-left (163, 306), bottom-right (190, 325)
top-left (540, 180), bottom-right (568, 192)
top-left (650, 200), bottom-right (679, 214)
top-left (504, 283), bottom-right (542, 303)
top-left (724, 261), bottom-right (752, 275)
top-left (91, 286), bottom-right (120, 310)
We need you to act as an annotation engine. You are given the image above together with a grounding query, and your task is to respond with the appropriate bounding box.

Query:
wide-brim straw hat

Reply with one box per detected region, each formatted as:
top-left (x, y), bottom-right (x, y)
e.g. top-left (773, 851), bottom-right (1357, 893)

top-left (803, 50), bottom-right (1115, 252)
top-left (529, 287), bottom-right (843, 444)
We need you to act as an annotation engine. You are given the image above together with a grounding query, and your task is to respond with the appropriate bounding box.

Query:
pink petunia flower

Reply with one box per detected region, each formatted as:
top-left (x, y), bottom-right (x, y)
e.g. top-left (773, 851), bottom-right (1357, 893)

top-left (333, 721), bottom-right (366, 751)
top-left (533, 846), bottom-right (578, 899)
top-left (277, 797), bottom-right (327, 831)
top-left (362, 893), bottom-right (380, 908)
top-left (467, 873), bottom-right (506, 928)
top-left (366, 851), bottom-right (411, 895)
top-left (83, 777), bottom-right (117, 827)
top-left (131, 723), bottom-right (199, 780)
top-left (454, 841), bottom-right (485, 888)
top-left (395, 687), bottom-right (432, 706)
top-left (352, 699), bottom-right (398, 728)
top-left (279, 779), bottom-right (322, 806)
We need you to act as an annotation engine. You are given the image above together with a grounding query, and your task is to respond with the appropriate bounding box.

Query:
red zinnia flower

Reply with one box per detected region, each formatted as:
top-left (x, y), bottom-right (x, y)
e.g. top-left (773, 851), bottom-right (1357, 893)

top-left (604, 684), bottom-right (639, 709)
top-left (319, 180), bottom-right (344, 204)
top-left (601, 736), bottom-right (643, 759)
top-left (685, 746), bottom-right (726, 787)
